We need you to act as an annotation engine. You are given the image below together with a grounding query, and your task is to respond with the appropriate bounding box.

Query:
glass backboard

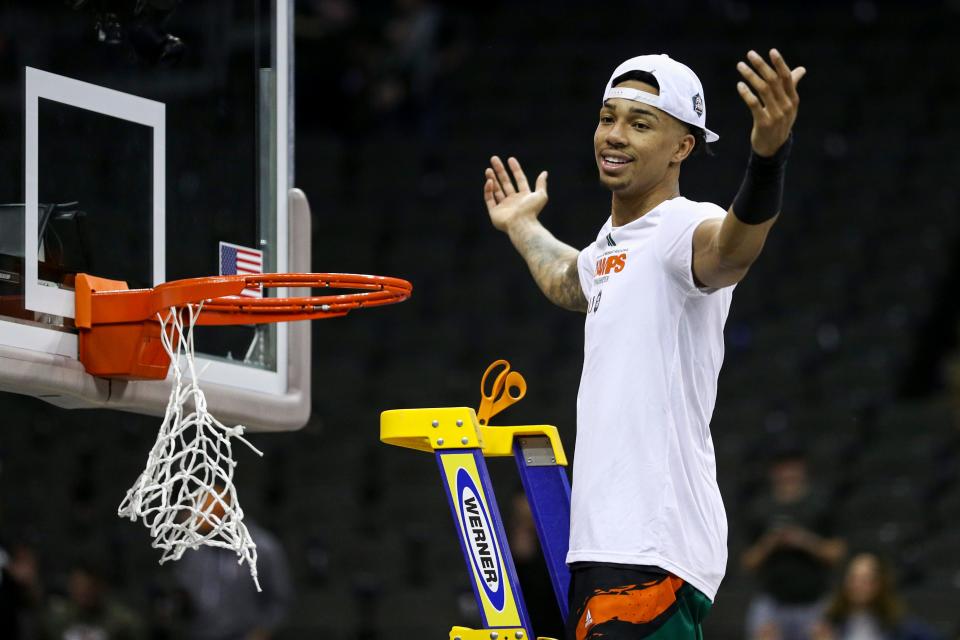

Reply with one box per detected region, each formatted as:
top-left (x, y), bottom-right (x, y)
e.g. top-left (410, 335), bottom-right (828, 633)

top-left (0, 0), bottom-right (310, 430)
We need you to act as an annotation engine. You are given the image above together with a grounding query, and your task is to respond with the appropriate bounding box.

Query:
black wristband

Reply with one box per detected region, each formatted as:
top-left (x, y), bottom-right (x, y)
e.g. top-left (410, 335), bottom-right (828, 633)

top-left (731, 134), bottom-right (793, 225)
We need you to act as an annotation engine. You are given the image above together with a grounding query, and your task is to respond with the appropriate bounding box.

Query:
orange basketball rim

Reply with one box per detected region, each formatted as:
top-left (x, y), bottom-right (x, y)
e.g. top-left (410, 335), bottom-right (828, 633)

top-left (74, 272), bottom-right (413, 380)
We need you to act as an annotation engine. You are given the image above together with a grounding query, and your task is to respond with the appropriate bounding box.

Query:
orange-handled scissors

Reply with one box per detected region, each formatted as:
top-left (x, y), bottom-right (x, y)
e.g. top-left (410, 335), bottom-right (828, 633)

top-left (477, 359), bottom-right (527, 425)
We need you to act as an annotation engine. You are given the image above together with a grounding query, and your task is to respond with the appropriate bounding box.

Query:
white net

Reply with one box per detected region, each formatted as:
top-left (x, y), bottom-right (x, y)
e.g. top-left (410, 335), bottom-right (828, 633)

top-left (118, 304), bottom-right (264, 590)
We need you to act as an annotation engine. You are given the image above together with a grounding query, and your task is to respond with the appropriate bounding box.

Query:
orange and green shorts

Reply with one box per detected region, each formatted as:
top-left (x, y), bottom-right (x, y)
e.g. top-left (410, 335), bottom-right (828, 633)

top-left (565, 564), bottom-right (712, 640)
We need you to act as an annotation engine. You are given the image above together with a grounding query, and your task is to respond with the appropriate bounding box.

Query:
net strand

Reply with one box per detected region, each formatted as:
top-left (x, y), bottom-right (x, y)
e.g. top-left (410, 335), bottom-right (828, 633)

top-left (117, 303), bottom-right (264, 591)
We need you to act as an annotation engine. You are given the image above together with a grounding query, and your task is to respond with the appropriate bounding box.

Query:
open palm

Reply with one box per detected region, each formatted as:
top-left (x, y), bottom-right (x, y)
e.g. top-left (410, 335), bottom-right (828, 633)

top-left (736, 49), bottom-right (806, 157)
top-left (483, 156), bottom-right (548, 232)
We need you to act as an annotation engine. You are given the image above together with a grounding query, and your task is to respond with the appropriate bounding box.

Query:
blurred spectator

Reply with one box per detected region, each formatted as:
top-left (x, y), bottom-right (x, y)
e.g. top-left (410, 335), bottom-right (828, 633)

top-left (507, 491), bottom-right (563, 639)
top-left (375, 0), bottom-right (467, 195)
top-left (946, 357), bottom-right (960, 415)
top-left (173, 516), bottom-right (292, 640)
top-left (40, 562), bottom-right (145, 640)
top-left (0, 541), bottom-right (42, 638)
top-left (375, 0), bottom-right (444, 117)
top-left (741, 441), bottom-right (847, 640)
top-left (295, 0), bottom-right (468, 199)
top-left (812, 552), bottom-right (941, 640)
top-left (295, 0), bottom-right (368, 132)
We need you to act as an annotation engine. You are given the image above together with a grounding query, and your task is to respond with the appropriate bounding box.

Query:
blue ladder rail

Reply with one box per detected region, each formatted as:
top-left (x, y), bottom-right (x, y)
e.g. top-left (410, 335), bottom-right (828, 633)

top-left (381, 403), bottom-right (571, 640)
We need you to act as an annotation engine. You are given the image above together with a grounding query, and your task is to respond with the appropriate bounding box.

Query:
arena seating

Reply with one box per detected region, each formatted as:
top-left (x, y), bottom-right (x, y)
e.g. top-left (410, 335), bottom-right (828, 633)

top-left (1, 2), bottom-right (958, 638)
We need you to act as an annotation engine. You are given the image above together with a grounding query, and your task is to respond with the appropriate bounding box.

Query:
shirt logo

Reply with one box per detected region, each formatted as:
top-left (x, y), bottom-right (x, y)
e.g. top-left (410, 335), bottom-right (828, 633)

top-left (595, 253), bottom-right (627, 276)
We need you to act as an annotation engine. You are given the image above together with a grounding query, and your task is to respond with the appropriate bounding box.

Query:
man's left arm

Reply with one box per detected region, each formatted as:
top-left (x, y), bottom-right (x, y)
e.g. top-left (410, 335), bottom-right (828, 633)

top-left (693, 48), bottom-right (806, 289)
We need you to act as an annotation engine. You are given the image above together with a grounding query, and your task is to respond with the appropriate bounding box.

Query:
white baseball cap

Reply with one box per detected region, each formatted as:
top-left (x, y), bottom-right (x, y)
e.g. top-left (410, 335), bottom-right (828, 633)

top-left (603, 54), bottom-right (719, 143)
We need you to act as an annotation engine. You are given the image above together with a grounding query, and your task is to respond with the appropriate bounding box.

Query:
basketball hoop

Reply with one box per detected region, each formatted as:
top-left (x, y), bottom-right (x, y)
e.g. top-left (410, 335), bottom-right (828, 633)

top-left (74, 272), bottom-right (412, 590)
top-left (75, 273), bottom-right (413, 379)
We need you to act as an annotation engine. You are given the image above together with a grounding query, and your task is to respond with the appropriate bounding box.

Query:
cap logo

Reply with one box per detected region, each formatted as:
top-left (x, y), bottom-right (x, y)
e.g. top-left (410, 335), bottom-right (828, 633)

top-left (692, 93), bottom-right (704, 117)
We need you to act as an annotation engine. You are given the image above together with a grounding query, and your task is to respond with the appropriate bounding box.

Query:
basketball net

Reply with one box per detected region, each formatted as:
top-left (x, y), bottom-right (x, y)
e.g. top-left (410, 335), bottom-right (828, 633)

top-left (117, 304), bottom-right (263, 591)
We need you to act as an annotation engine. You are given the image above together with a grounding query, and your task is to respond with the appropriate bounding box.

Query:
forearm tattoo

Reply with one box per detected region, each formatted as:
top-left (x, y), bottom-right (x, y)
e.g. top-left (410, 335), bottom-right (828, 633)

top-left (511, 224), bottom-right (588, 313)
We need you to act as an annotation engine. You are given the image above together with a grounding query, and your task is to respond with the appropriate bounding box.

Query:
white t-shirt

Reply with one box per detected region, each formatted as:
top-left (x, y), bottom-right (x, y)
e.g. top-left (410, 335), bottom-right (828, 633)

top-left (567, 196), bottom-right (733, 601)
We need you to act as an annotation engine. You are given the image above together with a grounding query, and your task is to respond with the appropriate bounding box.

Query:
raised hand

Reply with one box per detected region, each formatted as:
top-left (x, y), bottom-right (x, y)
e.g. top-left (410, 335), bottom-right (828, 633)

top-left (483, 156), bottom-right (548, 232)
top-left (736, 49), bottom-right (806, 157)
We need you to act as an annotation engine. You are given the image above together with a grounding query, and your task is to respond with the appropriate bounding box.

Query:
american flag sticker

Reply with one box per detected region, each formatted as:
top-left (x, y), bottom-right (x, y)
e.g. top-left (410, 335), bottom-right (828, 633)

top-left (219, 241), bottom-right (263, 298)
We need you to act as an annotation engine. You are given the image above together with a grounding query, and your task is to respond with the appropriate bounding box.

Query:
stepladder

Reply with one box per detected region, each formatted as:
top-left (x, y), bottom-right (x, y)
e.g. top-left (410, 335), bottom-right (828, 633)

top-left (380, 360), bottom-right (571, 640)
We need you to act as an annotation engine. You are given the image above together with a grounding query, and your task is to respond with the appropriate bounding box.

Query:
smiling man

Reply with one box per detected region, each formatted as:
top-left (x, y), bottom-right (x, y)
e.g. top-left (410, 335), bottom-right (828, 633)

top-left (483, 50), bottom-right (805, 639)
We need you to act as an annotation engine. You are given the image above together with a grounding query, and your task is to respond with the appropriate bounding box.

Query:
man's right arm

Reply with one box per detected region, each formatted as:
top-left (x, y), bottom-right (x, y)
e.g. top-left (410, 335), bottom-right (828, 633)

top-left (484, 155), bottom-right (587, 313)
top-left (505, 218), bottom-right (586, 312)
